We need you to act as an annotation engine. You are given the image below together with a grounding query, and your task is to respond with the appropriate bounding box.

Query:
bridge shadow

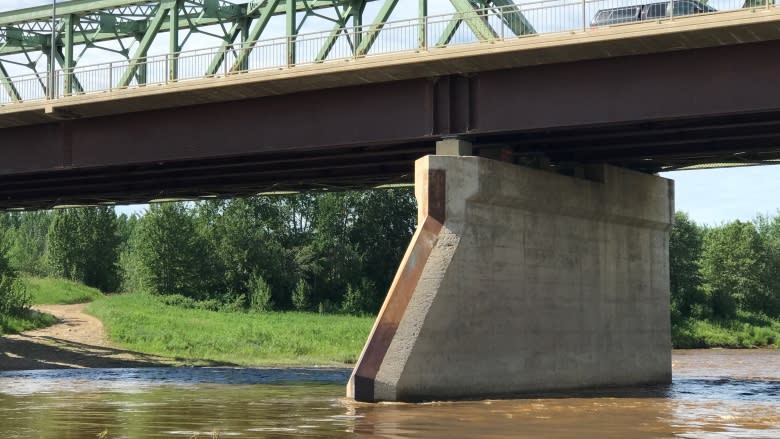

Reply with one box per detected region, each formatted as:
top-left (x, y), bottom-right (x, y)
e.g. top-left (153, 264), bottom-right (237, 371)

top-left (0, 335), bottom-right (235, 371)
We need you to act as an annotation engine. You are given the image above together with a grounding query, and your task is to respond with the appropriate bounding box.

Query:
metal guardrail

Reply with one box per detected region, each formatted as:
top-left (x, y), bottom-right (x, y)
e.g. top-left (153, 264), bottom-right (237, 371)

top-left (0, 0), bottom-right (775, 106)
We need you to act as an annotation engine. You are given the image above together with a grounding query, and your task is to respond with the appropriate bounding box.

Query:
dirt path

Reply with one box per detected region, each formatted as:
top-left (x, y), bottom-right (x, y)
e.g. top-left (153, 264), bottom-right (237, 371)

top-left (0, 303), bottom-right (178, 371)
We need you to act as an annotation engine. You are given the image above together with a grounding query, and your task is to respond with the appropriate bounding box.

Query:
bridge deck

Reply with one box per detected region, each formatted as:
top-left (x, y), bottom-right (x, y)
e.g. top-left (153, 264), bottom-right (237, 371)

top-left (3, 7), bottom-right (780, 129)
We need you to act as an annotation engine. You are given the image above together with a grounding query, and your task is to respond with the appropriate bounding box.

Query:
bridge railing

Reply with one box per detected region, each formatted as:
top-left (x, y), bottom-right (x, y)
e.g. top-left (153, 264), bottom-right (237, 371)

top-left (0, 0), bottom-right (772, 106)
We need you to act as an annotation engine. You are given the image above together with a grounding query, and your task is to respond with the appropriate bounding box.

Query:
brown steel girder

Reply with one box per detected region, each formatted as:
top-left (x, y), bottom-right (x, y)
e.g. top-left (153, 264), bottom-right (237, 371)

top-left (2, 39), bottom-right (780, 208)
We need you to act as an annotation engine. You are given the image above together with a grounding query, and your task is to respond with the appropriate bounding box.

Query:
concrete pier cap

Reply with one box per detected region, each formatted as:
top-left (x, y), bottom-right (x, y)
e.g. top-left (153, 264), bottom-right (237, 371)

top-left (348, 155), bottom-right (674, 402)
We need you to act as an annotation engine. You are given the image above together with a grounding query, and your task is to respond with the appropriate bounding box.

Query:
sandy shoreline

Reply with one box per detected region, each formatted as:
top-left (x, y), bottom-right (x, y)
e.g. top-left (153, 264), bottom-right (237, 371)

top-left (0, 303), bottom-right (178, 371)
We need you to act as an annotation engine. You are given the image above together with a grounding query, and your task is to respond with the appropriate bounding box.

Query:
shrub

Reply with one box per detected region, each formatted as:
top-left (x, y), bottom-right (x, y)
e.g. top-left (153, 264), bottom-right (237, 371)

top-left (248, 275), bottom-right (273, 312)
top-left (291, 279), bottom-right (310, 311)
top-left (0, 275), bottom-right (30, 316)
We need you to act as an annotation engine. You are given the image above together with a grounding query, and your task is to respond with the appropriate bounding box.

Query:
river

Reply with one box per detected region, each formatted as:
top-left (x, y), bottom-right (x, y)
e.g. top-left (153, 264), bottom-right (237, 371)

top-left (0, 349), bottom-right (778, 438)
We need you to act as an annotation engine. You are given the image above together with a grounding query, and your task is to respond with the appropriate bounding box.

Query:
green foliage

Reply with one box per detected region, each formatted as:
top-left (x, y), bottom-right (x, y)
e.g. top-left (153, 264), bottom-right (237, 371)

top-left (0, 232), bottom-right (29, 314)
top-left (46, 207), bottom-right (120, 292)
top-left (700, 220), bottom-right (768, 318)
top-left (669, 212), bottom-right (705, 317)
top-left (672, 311), bottom-right (780, 348)
top-left (0, 275), bottom-right (30, 317)
top-left (86, 292), bottom-right (374, 365)
top-left (248, 275), bottom-right (273, 312)
top-left (2, 189), bottom-right (416, 316)
top-left (0, 310), bottom-right (57, 335)
top-left (341, 279), bottom-right (378, 315)
top-left (7, 211), bottom-right (51, 276)
top-left (24, 276), bottom-right (103, 305)
top-left (291, 279), bottom-right (310, 311)
top-left (0, 230), bottom-right (36, 333)
top-left (132, 203), bottom-right (210, 298)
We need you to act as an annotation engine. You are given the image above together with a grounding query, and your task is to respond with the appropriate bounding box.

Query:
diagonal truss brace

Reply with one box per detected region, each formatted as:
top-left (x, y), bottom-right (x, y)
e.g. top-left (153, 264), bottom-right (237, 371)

top-left (0, 60), bottom-right (21, 102)
top-left (437, 0), bottom-right (535, 46)
top-left (229, 0), bottom-right (280, 73)
top-left (117, 0), bottom-right (178, 88)
top-left (355, 0), bottom-right (399, 56)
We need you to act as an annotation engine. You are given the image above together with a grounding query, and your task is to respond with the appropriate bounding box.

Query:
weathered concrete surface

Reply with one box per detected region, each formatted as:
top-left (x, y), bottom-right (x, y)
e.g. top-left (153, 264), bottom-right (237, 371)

top-left (348, 155), bottom-right (674, 402)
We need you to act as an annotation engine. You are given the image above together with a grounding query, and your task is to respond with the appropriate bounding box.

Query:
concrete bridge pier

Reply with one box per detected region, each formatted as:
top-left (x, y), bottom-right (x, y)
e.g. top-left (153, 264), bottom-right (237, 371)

top-left (347, 154), bottom-right (674, 402)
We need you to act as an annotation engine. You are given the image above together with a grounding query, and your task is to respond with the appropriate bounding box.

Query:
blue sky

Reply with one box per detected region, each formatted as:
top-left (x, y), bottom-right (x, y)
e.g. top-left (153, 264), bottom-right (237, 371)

top-left (5, 1), bottom-right (780, 225)
top-left (660, 166), bottom-right (780, 225)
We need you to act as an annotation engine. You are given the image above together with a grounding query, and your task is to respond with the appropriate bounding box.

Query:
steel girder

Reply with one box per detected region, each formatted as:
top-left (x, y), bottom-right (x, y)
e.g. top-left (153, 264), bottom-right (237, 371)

top-left (0, 0), bottom-right (533, 102)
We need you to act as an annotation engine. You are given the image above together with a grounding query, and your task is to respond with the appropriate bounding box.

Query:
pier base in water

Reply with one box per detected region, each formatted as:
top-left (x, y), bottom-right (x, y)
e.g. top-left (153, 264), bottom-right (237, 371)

top-left (348, 155), bottom-right (674, 402)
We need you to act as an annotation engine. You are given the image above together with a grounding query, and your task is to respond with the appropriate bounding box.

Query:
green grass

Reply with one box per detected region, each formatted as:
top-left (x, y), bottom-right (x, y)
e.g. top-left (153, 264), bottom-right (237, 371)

top-left (673, 311), bottom-right (780, 348)
top-left (86, 293), bottom-right (375, 366)
top-left (0, 310), bottom-right (58, 335)
top-left (24, 276), bottom-right (104, 305)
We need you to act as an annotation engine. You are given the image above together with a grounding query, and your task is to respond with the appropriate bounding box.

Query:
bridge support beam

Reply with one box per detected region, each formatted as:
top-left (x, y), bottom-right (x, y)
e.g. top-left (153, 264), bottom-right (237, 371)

top-left (348, 155), bottom-right (673, 402)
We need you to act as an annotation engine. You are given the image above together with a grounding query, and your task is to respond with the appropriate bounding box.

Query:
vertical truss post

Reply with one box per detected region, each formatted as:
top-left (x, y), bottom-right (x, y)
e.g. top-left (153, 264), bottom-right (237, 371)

top-left (239, 16), bottom-right (250, 71)
top-left (169, 0), bottom-right (181, 81)
top-left (63, 14), bottom-right (75, 95)
top-left (286, 0), bottom-right (296, 66)
top-left (48, 0), bottom-right (57, 99)
top-left (352, 1), bottom-right (364, 55)
top-left (419, 0), bottom-right (428, 49)
top-left (137, 59), bottom-right (147, 85)
top-left (230, 0), bottom-right (278, 72)
top-left (0, 61), bottom-right (21, 102)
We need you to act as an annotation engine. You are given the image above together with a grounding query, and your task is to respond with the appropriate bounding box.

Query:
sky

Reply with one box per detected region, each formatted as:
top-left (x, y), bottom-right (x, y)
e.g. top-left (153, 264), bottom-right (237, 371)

top-left (4, 1), bottom-right (780, 225)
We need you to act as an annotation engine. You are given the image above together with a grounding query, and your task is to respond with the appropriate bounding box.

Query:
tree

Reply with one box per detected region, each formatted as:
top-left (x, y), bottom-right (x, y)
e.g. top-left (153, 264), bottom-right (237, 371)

top-left (754, 213), bottom-right (780, 316)
top-left (46, 207), bottom-right (120, 292)
top-left (348, 188), bottom-right (416, 313)
top-left (0, 230), bottom-right (30, 318)
top-left (700, 221), bottom-right (768, 318)
top-left (8, 211), bottom-right (51, 276)
top-left (133, 203), bottom-right (209, 298)
top-left (195, 197), bottom-right (290, 306)
top-left (669, 212), bottom-right (705, 317)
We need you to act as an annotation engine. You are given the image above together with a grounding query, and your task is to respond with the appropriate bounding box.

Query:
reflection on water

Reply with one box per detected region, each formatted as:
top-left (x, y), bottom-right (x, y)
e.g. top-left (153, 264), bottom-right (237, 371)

top-left (0, 350), bottom-right (778, 438)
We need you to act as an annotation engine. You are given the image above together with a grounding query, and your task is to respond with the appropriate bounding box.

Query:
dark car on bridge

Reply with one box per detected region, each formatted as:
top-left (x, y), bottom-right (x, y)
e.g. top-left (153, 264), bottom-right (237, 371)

top-left (590, 0), bottom-right (717, 27)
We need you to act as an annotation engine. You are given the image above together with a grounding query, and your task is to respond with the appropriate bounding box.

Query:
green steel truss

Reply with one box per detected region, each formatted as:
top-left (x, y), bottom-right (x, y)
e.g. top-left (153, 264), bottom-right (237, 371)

top-left (0, 0), bottom-right (534, 102)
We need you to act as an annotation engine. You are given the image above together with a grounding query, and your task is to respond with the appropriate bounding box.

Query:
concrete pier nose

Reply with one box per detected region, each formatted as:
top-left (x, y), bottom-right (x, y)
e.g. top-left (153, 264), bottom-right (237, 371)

top-left (348, 155), bottom-right (674, 403)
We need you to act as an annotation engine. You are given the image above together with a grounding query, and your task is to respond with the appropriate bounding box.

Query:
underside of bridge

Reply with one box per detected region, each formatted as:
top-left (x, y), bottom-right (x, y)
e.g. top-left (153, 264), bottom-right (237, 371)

top-left (2, 36), bottom-right (780, 208)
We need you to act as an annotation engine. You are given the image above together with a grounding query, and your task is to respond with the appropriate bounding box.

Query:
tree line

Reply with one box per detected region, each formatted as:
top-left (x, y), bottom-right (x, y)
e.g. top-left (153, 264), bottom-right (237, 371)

top-left (0, 189), bottom-right (416, 315)
top-left (2, 192), bottom-right (780, 321)
top-left (671, 212), bottom-right (780, 321)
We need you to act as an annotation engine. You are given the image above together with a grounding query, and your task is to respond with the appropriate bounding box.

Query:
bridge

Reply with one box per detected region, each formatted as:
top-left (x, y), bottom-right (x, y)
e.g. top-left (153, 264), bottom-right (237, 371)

top-left (1, 0), bottom-right (780, 402)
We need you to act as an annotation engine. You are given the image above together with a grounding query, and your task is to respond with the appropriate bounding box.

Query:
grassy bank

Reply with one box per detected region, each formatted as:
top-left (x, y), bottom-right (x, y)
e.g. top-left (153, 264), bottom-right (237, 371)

top-left (86, 293), bottom-right (374, 366)
top-left (0, 277), bottom-right (98, 335)
top-left (25, 277), bottom-right (104, 305)
top-left (673, 311), bottom-right (780, 348)
top-left (0, 311), bottom-right (57, 335)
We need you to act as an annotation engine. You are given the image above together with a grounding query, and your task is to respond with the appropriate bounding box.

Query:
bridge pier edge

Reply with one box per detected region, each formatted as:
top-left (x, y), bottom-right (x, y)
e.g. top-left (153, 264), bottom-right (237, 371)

top-left (348, 155), bottom-right (674, 402)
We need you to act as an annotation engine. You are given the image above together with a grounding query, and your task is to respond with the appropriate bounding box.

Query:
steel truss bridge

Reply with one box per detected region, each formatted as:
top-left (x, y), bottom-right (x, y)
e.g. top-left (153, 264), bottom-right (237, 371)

top-left (1, 0), bottom-right (780, 208)
top-left (0, 0), bottom-right (770, 104)
top-left (0, 0), bottom-right (535, 102)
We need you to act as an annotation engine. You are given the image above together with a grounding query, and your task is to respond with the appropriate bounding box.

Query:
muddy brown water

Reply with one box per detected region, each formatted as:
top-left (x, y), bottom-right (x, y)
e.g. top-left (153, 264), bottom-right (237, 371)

top-left (0, 350), bottom-right (778, 438)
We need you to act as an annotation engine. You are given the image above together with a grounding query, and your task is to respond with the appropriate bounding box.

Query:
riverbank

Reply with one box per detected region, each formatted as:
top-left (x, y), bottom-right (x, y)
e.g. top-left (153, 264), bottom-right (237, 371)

top-left (0, 303), bottom-right (181, 371)
top-left (86, 292), bottom-right (375, 366)
top-left (2, 277), bottom-right (777, 372)
top-left (673, 312), bottom-right (780, 348)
